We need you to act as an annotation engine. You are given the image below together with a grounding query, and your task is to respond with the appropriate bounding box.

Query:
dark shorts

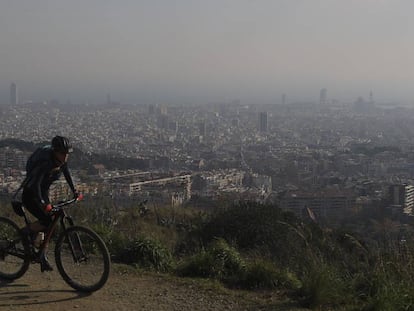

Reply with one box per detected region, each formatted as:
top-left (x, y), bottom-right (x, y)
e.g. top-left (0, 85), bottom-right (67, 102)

top-left (22, 189), bottom-right (52, 227)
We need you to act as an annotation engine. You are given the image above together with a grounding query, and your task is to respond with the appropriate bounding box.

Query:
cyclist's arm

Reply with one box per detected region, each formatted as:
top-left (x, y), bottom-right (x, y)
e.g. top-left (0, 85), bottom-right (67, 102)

top-left (62, 163), bottom-right (76, 194)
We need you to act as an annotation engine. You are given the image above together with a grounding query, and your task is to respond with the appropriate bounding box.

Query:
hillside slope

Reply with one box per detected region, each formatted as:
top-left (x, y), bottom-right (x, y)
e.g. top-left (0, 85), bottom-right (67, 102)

top-left (0, 264), bottom-right (308, 311)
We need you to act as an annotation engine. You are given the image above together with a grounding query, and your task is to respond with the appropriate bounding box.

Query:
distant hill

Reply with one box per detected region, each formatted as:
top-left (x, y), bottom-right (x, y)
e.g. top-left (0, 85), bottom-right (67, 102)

top-left (0, 138), bottom-right (40, 151)
top-left (0, 139), bottom-right (148, 171)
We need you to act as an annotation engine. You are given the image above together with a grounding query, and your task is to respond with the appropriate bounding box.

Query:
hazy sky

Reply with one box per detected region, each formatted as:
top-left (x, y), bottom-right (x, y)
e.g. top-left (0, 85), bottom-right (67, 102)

top-left (1, 0), bottom-right (414, 105)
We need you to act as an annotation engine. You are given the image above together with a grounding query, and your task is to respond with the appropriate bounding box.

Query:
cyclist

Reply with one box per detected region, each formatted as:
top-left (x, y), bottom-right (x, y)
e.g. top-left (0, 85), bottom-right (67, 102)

top-left (21, 136), bottom-right (78, 272)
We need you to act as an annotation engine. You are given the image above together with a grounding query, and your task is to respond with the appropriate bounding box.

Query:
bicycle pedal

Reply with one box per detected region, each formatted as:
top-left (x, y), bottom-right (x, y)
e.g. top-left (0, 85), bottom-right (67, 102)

top-left (40, 257), bottom-right (54, 272)
top-left (30, 251), bottom-right (41, 263)
top-left (40, 263), bottom-right (54, 272)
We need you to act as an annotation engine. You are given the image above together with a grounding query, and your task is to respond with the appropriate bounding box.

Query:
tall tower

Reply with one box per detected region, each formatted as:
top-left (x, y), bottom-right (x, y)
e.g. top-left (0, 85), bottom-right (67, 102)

top-left (282, 93), bottom-right (287, 105)
top-left (10, 82), bottom-right (18, 105)
top-left (198, 121), bottom-right (206, 136)
top-left (258, 112), bottom-right (268, 133)
top-left (319, 88), bottom-right (327, 105)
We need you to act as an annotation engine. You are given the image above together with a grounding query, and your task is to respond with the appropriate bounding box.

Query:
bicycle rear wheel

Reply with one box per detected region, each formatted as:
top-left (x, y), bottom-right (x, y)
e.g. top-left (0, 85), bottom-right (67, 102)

top-left (0, 217), bottom-right (30, 280)
top-left (55, 226), bottom-right (110, 292)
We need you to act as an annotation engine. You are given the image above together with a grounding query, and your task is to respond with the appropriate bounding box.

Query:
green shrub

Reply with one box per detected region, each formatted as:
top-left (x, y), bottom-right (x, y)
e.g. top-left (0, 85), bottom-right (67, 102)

top-left (235, 259), bottom-right (302, 290)
top-left (120, 237), bottom-right (173, 272)
top-left (176, 251), bottom-right (217, 278)
top-left (298, 264), bottom-right (351, 309)
top-left (208, 238), bottom-right (246, 278)
top-left (202, 202), bottom-right (297, 250)
top-left (199, 202), bottom-right (308, 269)
top-left (91, 224), bottom-right (129, 260)
top-left (177, 238), bottom-right (245, 280)
top-left (360, 269), bottom-right (414, 311)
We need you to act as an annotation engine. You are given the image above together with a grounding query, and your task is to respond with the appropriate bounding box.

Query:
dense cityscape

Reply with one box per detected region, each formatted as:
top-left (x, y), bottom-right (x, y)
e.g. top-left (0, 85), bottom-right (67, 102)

top-left (2, 83), bottom-right (414, 224)
top-left (4, 2), bottom-right (414, 309)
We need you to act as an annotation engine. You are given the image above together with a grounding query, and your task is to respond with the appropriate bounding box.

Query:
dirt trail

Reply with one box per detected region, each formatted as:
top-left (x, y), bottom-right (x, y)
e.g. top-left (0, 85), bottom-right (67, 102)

top-left (0, 264), bottom-right (307, 311)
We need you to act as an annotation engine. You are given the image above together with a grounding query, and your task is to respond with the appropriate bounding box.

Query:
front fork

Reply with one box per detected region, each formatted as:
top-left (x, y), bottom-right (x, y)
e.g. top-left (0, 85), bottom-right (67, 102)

top-left (61, 214), bottom-right (75, 229)
top-left (61, 216), bottom-right (85, 262)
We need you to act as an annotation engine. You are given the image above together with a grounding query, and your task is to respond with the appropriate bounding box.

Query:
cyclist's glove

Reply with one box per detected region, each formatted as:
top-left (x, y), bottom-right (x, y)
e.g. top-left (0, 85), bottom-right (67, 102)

top-left (44, 203), bottom-right (53, 213)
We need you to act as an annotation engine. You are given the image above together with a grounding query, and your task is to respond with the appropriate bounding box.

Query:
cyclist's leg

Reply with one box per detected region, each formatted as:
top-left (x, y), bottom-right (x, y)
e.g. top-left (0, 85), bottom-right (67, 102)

top-left (22, 190), bottom-right (53, 272)
top-left (22, 189), bottom-right (51, 233)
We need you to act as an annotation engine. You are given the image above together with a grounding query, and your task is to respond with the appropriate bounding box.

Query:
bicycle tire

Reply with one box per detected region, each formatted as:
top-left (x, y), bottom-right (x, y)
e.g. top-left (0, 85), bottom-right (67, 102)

top-left (0, 216), bottom-right (30, 280)
top-left (55, 225), bottom-right (110, 292)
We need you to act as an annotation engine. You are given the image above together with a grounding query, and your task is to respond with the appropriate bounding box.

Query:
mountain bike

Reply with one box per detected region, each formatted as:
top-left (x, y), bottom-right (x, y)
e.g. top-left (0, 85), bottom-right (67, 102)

top-left (0, 196), bottom-right (110, 292)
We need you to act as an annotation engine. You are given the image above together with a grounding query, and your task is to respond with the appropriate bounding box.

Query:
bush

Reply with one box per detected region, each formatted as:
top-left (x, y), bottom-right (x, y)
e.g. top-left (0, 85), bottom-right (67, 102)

top-left (208, 238), bottom-right (246, 278)
top-left (236, 259), bottom-right (302, 290)
top-left (199, 202), bottom-right (307, 268)
top-left (120, 237), bottom-right (173, 272)
top-left (298, 263), bottom-right (352, 309)
top-left (359, 267), bottom-right (414, 311)
top-left (176, 251), bottom-right (217, 278)
top-left (177, 238), bottom-right (245, 280)
top-left (91, 224), bottom-right (129, 260)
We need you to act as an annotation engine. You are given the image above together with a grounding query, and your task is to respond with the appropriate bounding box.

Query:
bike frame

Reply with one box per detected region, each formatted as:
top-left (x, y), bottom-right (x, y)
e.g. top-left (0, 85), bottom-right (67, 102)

top-left (17, 197), bottom-right (83, 261)
top-left (38, 198), bottom-right (78, 254)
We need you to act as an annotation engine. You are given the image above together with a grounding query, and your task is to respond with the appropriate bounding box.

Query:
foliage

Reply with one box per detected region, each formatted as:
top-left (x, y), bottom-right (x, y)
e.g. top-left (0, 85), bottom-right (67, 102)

top-left (5, 191), bottom-right (414, 310)
top-left (199, 202), bottom-right (306, 265)
top-left (236, 259), bottom-right (302, 291)
top-left (176, 238), bottom-right (245, 280)
top-left (118, 237), bottom-right (173, 272)
top-left (177, 239), bottom-right (302, 291)
top-left (176, 251), bottom-right (217, 278)
top-left (207, 238), bottom-right (246, 279)
top-left (356, 256), bottom-right (414, 311)
top-left (90, 224), bottom-right (129, 260)
top-left (298, 263), bottom-right (352, 309)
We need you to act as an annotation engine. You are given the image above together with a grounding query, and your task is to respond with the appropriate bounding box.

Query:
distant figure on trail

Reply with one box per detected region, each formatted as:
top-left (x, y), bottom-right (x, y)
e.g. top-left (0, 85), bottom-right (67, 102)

top-left (18, 136), bottom-right (79, 272)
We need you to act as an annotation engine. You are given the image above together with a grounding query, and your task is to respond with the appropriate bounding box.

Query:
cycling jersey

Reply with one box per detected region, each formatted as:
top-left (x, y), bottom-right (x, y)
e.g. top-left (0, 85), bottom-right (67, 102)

top-left (22, 146), bottom-right (76, 226)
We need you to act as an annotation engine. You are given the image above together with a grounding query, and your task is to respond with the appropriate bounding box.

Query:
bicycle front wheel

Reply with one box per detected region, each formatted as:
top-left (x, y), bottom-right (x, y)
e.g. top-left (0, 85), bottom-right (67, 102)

top-left (55, 226), bottom-right (110, 292)
top-left (0, 217), bottom-right (30, 280)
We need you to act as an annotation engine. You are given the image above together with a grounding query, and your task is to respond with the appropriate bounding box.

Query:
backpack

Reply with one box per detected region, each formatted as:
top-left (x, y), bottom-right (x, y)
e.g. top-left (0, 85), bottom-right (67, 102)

top-left (13, 146), bottom-right (52, 200)
top-left (26, 145), bottom-right (51, 175)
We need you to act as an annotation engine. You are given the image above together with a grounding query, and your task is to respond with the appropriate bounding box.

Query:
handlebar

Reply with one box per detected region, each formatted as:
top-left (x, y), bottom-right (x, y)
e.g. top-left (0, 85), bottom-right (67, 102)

top-left (50, 194), bottom-right (84, 213)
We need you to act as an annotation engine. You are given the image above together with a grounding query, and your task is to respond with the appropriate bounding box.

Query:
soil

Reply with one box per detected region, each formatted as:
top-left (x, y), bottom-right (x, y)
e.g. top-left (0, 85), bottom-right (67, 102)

top-left (0, 263), bottom-right (308, 311)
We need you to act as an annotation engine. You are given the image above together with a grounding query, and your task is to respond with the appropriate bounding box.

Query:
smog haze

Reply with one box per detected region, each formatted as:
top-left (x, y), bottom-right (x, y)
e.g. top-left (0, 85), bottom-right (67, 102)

top-left (1, 0), bottom-right (413, 104)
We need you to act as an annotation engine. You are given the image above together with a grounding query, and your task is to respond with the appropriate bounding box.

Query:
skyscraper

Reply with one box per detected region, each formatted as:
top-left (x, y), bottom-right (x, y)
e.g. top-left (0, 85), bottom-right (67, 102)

top-left (319, 88), bottom-right (327, 105)
top-left (157, 114), bottom-right (169, 130)
top-left (258, 112), bottom-right (268, 133)
top-left (282, 93), bottom-right (287, 105)
top-left (369, 91), bottom-right (374, 104)
top-left (198, 121), bottom-right (206, 136)
top-left (10, 82), bottom-right (18, 105)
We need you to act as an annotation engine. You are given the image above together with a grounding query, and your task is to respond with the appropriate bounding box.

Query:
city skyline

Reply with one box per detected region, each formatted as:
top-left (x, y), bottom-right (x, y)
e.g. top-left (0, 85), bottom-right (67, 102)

top-left (2, 82), bottom-right (387, 107)
top-left (10, 82), bottom-right (18, 106)
top-left (1, 1), bottom-right (414, 105)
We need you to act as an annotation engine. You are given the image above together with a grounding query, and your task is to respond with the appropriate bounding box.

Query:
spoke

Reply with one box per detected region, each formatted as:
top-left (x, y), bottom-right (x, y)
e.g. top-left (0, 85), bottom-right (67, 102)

top-left (55, 226), bottom-right (110, 292)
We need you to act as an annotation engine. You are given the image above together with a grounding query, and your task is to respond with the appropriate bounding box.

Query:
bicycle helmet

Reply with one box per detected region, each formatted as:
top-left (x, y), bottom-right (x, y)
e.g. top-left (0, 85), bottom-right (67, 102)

top-left (51, 136), bottom-right (73, 153)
